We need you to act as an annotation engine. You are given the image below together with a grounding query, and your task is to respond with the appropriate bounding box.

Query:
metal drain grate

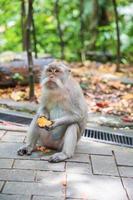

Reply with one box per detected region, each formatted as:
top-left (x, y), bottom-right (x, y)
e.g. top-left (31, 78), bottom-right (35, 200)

top-left (0, 112), bottom-right (32, 125)
top-left (83, 128), bottom-right (133, 147)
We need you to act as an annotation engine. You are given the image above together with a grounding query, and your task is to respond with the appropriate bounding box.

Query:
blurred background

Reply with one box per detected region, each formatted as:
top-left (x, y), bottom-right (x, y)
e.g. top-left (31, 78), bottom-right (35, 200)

top-left (0, 0), bottom-right (133, 63)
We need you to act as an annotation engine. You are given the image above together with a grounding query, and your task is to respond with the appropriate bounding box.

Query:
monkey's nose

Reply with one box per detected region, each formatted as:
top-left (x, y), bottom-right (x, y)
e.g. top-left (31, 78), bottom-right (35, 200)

top-left (50, 75), bottom-right (54, 79)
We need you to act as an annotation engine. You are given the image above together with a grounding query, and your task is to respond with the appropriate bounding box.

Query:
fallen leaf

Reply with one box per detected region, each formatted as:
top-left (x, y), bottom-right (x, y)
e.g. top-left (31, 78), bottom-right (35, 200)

top-left (122, 116), bottom-right (133, 123)
top-left (122, 93), bottom-right (133, 100)
top-left (96, 101), bottom-right (109, 108)
top-left (10, 91), bottom-right (26, 101)
top-left (107, 81), bottom-right (125, 90)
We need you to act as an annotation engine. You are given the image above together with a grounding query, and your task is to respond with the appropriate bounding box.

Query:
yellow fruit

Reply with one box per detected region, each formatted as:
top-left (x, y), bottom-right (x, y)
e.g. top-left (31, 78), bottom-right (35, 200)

top-left (37, 116), bottom-right (53, 128)
top-left (36, 146), bottom-right (51, 153)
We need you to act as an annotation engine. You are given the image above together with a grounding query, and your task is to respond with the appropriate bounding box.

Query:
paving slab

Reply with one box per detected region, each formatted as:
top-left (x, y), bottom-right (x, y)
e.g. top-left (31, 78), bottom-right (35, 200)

top-left (35, 171), bottom-right (65, 186)
top-left (67, 153), bottom-right (90, 163)
top-left (76, 138), bottom-right (112, 155)
top-left (0, 130), bottom-right (6, 139)
top-left (3, 131), bottom-right (27, 135)
top-left (66, 174), bottom-right (128, 200)
top-left (114, 150), bottom-right (133, 166)
top-left (0, 129), bottom-right (133, 200)
top-left (0, 194), bottom-right (31, 200)
top-left (66, 162), bottom-right (92, 175)
top-left (122, 178), bottom-right (133, 200)
top-left (0, 169), bottom-right (35, 181)
top-left (3, 131), bottom-right (27, 138)
top-left (33, 196), bottom-right (63, 200)
top-left (0, 159), bottom-right (14, 168)
top-left (0, 142), bottom-right (25, 159)
top-left (0, 181), bottom-right (4, 191)
top-left (0, 141), bottom-right (65, 161)
top-left (119, 166), bottom-right (133, 178)
top-left (2, 181), bottom-right (65, 198)
top-left (91, 155), bottom-right (118, 176)
top-left (13, 159), bottom-right (65, 172)
top-left (1, 134), bottom-right (25, 143)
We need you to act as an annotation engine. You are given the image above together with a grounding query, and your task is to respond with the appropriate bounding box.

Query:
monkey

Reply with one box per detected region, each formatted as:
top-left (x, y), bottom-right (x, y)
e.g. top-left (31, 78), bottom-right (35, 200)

top-left (17, 61), bottom-right (88, 162)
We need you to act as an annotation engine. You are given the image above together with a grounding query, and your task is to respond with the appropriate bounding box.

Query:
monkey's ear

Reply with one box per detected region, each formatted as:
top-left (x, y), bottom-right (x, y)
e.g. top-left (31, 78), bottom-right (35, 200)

top-left (65, 66), bottom-right (71, 74)
top-left (62, 63), bottom-right (71, 73)
top-left (68, 68), bottom-right (71, 73)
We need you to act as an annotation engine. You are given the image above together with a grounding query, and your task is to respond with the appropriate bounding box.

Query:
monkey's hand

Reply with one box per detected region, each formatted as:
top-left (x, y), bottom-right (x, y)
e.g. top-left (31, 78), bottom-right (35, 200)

top-left (45, 121), bottom-right (56, 131)
top-left (45, 118), bottom-right (61, 131)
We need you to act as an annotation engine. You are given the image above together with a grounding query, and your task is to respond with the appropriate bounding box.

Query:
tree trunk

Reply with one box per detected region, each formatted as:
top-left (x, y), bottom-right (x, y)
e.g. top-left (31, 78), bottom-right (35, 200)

top-left (55, 0), bottom-right (65, 59)
top-left (32, 14), bottom-right (38, 58)
top-left (79, 0), bottom-right (85, 61)
top-left (26, 0), bottom-right (34, 98)
top-left (21, 0), bottom-right (27, 51)
top-left (89, 0), bottom-right (99, 50)
top-left (112, 0), bottom-right (121, 71)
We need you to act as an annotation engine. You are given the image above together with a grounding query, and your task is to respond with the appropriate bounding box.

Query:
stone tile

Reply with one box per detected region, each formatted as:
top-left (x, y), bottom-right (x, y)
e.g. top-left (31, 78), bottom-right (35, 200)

top-left (0, 181), bottom-right (4, 191)
top-left (35, 171), bottom-right (65, 182)
top-left (0, 159), bottom-right (14, 168)
top-left (76, 138), bottom-right (112, 155)
top-left (91, 155), bottom-right (118, 176)
top-left (13, 159), bottom-right (65, 172)
top-left (122, 178), bottom-right (133, 200)
top-left (3, 181), bottom-right (64, 197)
top-left (67, 174), bottom-right (127, 200)
top-left (0, 143), bottom-right (24, 159)
top-left (1, 134), bottom-right (25, 143)
top-left (0, 142), bottom-right (52, 160)
top-left (0, 169), bottom-right (35, 181)
top-left (0, 194), bottom-right (30, 200)
top-left (0, 130), bottom-right (6, 139)
top-left (119, 167), bottom-right (133, 178)
top-left (6, 131), bottom-right (27, 135)
top-left (114, 150), bottom-right (133, 166)
top-left (33, 196), bottom-right (63, 200)
top-left (68, 153), bottom-right (90, 163)
top-left (66, 162), bottom-right (92, 174)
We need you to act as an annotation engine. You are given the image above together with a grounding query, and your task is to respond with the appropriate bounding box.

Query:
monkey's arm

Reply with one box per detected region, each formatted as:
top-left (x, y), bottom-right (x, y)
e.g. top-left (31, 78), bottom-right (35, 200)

top-left (46, 113), bottom-right (83, 130)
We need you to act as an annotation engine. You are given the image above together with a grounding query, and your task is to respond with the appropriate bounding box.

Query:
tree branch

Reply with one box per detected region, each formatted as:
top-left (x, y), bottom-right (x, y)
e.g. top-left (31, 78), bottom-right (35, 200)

top-left (26, 0), bottom-right (34, 98)
top-left (112, 0), bottom-right (121, 71)
top-left (55, 0), bottom-right (65, 59)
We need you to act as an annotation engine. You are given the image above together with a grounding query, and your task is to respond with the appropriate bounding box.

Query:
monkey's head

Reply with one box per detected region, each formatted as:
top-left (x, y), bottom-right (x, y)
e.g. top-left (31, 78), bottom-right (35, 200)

top-left (41, 61), bottom-right (71, 90)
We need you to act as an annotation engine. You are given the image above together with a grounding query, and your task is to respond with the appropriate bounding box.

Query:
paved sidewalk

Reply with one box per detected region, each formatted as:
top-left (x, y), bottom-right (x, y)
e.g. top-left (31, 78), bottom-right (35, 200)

top-left (0, 129), bottom-right (133, 200)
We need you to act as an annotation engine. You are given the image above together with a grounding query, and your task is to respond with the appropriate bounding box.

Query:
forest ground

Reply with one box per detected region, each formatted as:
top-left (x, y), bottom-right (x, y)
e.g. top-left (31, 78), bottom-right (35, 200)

top-left (0, 57), bottom-right (133, 130)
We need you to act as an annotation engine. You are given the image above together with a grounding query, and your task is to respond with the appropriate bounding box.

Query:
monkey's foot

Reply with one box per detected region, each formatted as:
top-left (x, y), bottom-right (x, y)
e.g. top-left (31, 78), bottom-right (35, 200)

top-left (17, 146), bottom-right (33, 156)
top-left (48, 152), bottom-right (68, 163)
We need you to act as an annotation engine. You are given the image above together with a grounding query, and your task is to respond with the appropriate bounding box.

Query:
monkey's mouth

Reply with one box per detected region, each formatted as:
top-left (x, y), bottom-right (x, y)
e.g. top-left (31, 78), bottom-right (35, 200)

top-left (46, 80), bottom-right (57, 88)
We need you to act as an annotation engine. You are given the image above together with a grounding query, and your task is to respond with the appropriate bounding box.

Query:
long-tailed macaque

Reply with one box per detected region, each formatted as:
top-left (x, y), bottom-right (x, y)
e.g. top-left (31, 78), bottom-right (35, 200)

top-left (17, 61), bottom-right (88, 162)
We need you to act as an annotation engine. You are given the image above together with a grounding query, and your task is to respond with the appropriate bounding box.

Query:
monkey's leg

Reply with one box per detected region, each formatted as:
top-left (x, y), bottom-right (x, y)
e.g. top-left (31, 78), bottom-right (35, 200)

top-left (17, 115), bottom-right (40, 156)
top-left (49, 124), bottom-right (79, 163)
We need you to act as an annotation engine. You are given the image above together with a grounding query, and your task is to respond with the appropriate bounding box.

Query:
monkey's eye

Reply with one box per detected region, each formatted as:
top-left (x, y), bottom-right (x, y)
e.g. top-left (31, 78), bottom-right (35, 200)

top-left (54, 69), bottom-right (60, 73)
top-left (47, 69), bottom-right (52, 73)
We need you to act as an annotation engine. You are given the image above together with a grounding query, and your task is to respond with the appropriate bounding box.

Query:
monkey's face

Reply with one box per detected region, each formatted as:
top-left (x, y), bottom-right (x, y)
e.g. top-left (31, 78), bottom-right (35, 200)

top-left (41, 63), bottom-right (70, 90)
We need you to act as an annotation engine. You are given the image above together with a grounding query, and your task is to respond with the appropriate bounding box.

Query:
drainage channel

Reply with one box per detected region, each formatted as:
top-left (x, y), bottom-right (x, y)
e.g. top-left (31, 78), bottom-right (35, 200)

top-left (0, 112), bottom-right (133, 148)
top-left (83, 128), bottom-right (133, 148)
top-left (0, 112), bottom-right (32, 125)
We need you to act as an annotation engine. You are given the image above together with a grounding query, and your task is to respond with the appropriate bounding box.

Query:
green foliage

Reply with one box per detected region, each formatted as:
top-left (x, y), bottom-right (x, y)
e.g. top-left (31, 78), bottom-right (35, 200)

top-left (12, 73), bottom-right (24, 81)
top-left (0, 0), bottom-right (133, 63)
